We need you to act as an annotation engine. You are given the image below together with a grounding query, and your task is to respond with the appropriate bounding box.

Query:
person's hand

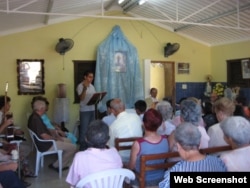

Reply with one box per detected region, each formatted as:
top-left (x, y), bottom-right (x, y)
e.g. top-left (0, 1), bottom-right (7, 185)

top-left (2, 118), bottom-right (13, 129)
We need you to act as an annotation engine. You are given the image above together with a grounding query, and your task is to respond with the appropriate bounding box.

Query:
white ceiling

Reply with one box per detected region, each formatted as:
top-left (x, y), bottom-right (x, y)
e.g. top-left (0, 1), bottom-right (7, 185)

top-left (0, 0), bottom-right (250, 46)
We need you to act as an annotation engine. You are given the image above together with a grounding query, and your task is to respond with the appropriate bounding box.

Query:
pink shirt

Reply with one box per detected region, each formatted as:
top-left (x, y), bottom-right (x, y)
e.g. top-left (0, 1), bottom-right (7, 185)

top-left (66, 147), bottom-right (123, 186)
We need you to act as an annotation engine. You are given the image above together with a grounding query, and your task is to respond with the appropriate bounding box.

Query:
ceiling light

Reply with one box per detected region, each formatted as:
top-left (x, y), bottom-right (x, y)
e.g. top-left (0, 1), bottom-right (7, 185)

top-left (139, 0), bottom-right (147, 5)
top-left (118, 0), bottom-right (125, 4)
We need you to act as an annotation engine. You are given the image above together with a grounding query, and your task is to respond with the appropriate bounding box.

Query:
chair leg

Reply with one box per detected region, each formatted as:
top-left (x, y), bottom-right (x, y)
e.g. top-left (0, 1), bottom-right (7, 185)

top-left (35, 153), bottom-right (41, 176)
top-left (57, 150), bottom-right (63, 179)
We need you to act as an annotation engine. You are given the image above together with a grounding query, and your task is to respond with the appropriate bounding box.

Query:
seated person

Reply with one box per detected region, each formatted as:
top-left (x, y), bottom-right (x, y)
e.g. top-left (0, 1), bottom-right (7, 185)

top-left (28, 99), bottom-right (77, 171)
top-left (0, 170), bottom-right (26, 188)
top-left (202, 101), bottom-right (218, 131)
top-left (108, 98), bottom-right (143, 163)
top-left (159, 122), bottom-right (227, 188)
top-left (220, 116), bottom-right (250, 171)
top-left (145, 88), bottom-right (158, 109)
top-left (66, 120), bottom-right (122, 187)
top-left (102, 98), bottom-right (116, 126)
top-left (156, 101), bottom-right (176, 136)
top-left (128, 109), bottom-right (169, 187)
top-left (134, 99), bottom-right (147, 121)
top-left (31, 96), bottom-right (77, 144)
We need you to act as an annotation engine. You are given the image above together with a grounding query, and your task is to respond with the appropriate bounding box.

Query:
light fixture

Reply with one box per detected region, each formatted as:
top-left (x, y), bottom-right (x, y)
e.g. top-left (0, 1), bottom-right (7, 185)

top-left (118, 0), bottom-right (125, 4)
top-left (139, 0), bottom-right (147, 5)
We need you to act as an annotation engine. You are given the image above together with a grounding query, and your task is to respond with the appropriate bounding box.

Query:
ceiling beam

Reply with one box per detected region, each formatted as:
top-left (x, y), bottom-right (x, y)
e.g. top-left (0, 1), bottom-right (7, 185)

top-left (174, 2), bottom-right (250, 32)
top-left (44, 0), bottom-right (54, 24)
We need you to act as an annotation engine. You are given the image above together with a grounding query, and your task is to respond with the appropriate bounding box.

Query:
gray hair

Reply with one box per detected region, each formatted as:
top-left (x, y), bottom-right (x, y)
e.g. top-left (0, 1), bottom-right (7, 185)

top-left (156, 101), bottom-right (173, 121)
top-left (33, 100), bottom-right (46, 111)
top-left (174, 122), bottom-right (201, 150)
top-left (86, 120), bottom-right (110, 148)
top-left (220, 116), bottom-right (250, 147)
top-left (180, 99), bottom-right (202, 126)
top-left (110, 98), bottom-right (125, 112)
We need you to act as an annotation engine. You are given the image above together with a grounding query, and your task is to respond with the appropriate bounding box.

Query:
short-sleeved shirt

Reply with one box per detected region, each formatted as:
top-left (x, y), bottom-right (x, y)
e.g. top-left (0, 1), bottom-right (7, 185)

top-left (66, 147), bottom-right (123, 186)
top-left (28, 112), bottom-right (52, 152)
top-left (76, 83), bottom-right (96, 112)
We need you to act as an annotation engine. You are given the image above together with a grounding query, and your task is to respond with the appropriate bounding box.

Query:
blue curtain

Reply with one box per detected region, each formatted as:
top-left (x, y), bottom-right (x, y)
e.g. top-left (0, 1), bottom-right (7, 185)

top-left (95, 25), bottom-right (144, 112)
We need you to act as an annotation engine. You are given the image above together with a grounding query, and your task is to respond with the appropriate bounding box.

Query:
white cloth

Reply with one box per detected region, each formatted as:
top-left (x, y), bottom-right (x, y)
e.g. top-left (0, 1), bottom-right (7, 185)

top-left (157, 120), bottom-right (176, 136)
top-left (220, 146), bottom-right (250, 171)
top-left (207, 123), bottom-right (228, 147)
top-left (76, 83), bottom-right (96, 112)
top-left (102, 113), bottom-right (116, 126)
top-left (108, 111), bottom-right (143, 162)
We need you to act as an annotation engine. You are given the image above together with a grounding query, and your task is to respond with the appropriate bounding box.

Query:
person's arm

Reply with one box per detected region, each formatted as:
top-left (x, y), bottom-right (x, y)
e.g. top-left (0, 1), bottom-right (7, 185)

top-left (77, 81), bottom-right (88, 101)
top-left (0, 118), bottom-right (13, 134)
top-left (0, 162), bottom-right (18, 172)
top-left (128, 140), bottom-right (139, 170)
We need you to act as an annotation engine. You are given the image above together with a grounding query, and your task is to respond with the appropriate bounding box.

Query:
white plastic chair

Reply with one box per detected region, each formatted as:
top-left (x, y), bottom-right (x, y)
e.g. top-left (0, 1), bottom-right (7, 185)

top-left (75, 168), bottom-right (135, 188)
top-left (28, 129), bottom-right (63, 178)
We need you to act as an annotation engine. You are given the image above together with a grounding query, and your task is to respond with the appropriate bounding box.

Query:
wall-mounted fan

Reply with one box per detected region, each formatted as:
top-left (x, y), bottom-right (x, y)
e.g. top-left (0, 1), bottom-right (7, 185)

top-left (164, 43), bottom-right (180, 57)
top-left (55, 38), bottom-right (74, 55)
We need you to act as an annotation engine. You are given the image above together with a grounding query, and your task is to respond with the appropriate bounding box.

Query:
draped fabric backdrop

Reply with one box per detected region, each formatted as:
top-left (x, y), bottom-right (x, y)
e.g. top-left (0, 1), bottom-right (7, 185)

top-left (95, 25), bottom-right (144, 112)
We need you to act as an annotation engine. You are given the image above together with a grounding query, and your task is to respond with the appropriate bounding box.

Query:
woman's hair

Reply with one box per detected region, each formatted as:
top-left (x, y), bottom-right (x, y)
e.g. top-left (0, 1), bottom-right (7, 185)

top-left (174, 122), bottom-right (201, 150)
top-left (156, 101), bottom-right (173, 121)
top-left (86, 120), bottom-right (110, 149)
top-left (213, 97), bottom-right (235, 116)
top-left (220, 116), bottom-right (250, 147)
top-left (180, 99), bottom-right (202, 126)
top-left (0, 95), bottom-right (11, 109)
top-left (143, 108), bottom-right (162, 131)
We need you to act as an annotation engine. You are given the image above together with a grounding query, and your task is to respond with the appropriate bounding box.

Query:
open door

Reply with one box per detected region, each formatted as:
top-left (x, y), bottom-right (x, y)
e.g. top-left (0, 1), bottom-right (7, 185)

top-left (144, 60), bottom-right (175, 111)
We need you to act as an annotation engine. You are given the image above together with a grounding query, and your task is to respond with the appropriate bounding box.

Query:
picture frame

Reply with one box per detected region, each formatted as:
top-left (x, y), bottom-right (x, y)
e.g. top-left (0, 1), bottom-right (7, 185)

top-left (17, 59), bottom-right (45, 95)
top-left (113, 51), bottom-right (127, 72)
top-left (241, 59), bottom-right (250, 79)
top-left (177, 62), bottom-right (190, 74)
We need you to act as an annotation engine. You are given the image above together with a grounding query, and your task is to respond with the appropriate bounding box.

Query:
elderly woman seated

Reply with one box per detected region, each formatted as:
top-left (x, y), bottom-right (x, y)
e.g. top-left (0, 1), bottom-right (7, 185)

top-left (220, 116), bottom-right (250, 171)
top-left (159, 122), bottom-right (227, 188)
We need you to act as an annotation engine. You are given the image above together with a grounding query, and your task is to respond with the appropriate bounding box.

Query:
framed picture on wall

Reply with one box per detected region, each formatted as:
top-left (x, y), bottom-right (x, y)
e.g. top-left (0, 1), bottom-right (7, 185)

top-left (113, 51), bottom-right (127, 72)
top-left (17, 59), bottom-right (45, 95)
top-left (241, 59), bottom-right (250, 79)
top-left (177, 62), bottom-right (190, 74)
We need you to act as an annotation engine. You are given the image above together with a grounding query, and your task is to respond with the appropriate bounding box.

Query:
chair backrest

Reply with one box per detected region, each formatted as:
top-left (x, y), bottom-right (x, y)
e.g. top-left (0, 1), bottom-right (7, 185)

top-left (75, 168), bottom-right (135, 188)
top-left (136, 145), bottom-right (232, 188)
top-left (28, 129), bottom-right (58, 152)
top-left (114, 137), bottom-right (141, 151)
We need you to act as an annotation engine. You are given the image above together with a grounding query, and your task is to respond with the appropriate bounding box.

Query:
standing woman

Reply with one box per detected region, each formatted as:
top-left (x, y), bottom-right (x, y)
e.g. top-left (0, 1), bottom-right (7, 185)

top-left (76, 70), bottom-right (96, 151)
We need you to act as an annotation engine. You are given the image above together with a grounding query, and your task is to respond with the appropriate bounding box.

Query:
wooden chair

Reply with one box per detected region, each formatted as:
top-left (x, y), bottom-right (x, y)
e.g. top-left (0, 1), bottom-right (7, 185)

top-left (136, 145), bottom-right (232, 188)
top-left (114, 137), bottom-right (141, 151)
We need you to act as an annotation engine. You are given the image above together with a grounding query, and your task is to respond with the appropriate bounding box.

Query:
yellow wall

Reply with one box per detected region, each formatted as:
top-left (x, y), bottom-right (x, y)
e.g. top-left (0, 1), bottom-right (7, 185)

top-left (211, 41), bottom-right (250, 81)
top-left (0, 16), bottom-right (247, 133)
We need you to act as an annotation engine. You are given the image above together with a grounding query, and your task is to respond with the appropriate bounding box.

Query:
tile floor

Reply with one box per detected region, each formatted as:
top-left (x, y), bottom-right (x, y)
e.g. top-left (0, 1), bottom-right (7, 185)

top-left (25, 152), bottom-right (70, 188)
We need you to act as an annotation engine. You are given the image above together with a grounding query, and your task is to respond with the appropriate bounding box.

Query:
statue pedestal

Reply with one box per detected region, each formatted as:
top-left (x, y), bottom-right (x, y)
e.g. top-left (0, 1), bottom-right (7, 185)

top-left (53, 98), bottom-right (69, 124)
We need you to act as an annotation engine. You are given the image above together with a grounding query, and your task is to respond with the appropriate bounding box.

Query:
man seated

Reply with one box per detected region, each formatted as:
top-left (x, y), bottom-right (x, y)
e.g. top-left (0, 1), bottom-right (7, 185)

top-left (108, 98), bottom-right (143, 164)
top-left (28, 99), bottom-right (77, 171)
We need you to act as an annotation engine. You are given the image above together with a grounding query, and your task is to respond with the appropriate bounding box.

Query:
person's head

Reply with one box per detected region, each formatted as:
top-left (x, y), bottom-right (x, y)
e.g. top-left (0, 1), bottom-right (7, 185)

top-left (31, 96), bottom-right (49, 110)
top-left (210, 92), bottom-right (218, 103)
top-left (143, 108), bottom-right (162, 132)
top-left (180, 99), bottom-right (202, 126)
top-left (106, 98), bottom-right (114, 115)
top-left (83, 70), bottom-right (94, 84)
top-left (202, 101), bottom-right (213, 114)
top-left (156, 101), bottom-right (173, 121)
top-left (32, 100), bottom-right (47, 116)
top-left (85, 120), bottom-right (110, 149)
top-left (0, 95), bottom-right (11, 112)
top-left (220, 116), bottom-right (250, 148)
top-left (150, 88), bottom-right (158, 98)
top-left (213, 97), bottom-right (235, 122)
top-left (174, 122), bottom-right (201, 153)
top-left (110, 98), bottom-right (125, 117)
top-left (134, 100), bottom-right (147, 115)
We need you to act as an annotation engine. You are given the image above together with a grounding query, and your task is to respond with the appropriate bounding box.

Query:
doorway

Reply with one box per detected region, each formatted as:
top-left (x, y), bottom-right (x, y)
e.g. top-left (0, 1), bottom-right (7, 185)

top-left (144, 60), bottom-right (175, 110)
